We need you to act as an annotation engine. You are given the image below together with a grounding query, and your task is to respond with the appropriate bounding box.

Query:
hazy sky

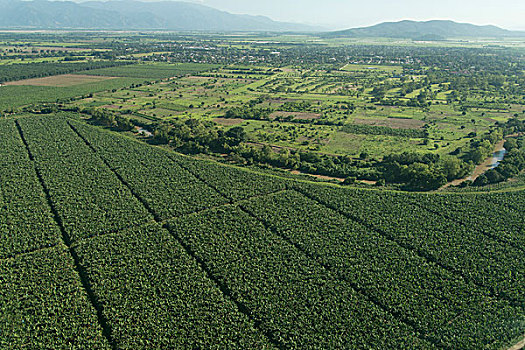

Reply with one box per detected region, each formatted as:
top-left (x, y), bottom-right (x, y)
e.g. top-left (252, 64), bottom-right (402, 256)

top-left (187, 0), bottom-right (525, 30)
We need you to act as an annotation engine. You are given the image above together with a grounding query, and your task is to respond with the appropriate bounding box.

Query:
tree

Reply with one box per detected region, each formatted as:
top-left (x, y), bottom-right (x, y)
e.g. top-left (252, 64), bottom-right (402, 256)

top-left (224, 126), bottom-right (246, 146)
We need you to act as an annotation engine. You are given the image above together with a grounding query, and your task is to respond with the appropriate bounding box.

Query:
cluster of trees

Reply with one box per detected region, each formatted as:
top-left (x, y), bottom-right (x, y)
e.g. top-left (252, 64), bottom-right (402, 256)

top-left (379, 152), bottom-right (473, 191)
top-left (474, 137), bottom-right (525, 187)
top-left (460, 130), bottom-right (503, 164)
top-left (224, 107), bottom-right (272, 121)
top-left (152, 119), bottom-right (247, 154)
top-left (500, 117), bottom-right (525, 135)
top-left (84, 108), bottom-right (134, 131)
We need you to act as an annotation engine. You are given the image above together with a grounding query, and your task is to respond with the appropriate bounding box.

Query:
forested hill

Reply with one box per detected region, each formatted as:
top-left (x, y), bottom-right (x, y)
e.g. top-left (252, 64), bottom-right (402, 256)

top-left (326, 20), bottom-right (524, 39)
top-left (0, 0), bottom-right (316, 31)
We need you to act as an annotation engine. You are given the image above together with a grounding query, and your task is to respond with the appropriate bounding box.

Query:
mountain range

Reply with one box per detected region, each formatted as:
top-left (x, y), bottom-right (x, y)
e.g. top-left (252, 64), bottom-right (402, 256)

top-left (0, 0), bottom-right (317, 31)
top-left (0, 1), bottom-right (523, 37)
top-left (325, 20), bottom-right (524, 39)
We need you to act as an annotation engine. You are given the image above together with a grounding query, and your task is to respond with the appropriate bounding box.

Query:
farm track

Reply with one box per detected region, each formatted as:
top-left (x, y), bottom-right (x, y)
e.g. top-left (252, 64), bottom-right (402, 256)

top-left (15, 120), bottom-right (117, 350)
top-left (67, 122), bottom-right (286, 350)
top-left (171, 156), bottom-right (444, 348)
top-left (293, 186), bottom-right (522, 309)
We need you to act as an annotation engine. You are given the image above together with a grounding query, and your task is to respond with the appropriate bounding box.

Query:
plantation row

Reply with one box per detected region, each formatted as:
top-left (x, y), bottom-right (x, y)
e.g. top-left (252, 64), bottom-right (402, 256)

top-left (17, 116), bottom-right (153, 242)
top-left (412, 193), bottom-right (524, 249)
top-left (68, 120), bottom-right (229, 220)
top-left (0, 78), bottom-right (142, 110)
top-left (0, 120), bottom-right (60, 259)
top-left (69, 120), bottom-right (288, 214)
top-left (4, 116), bottom-right (280, 348)
top-left (166, 206), bottom-right (430, 349)
top-left (0, 246), bottom-right (110, 348)
top-left (67, 120), bottom-right (432, 348)
top-left (1, 114), bottom-right (523, 349)
top-left (292, 183), bottom-right (525, 306)
top-left (74, 223), bottom-right (271, 349)
top-left (240, 190), bottom-right (523, 349)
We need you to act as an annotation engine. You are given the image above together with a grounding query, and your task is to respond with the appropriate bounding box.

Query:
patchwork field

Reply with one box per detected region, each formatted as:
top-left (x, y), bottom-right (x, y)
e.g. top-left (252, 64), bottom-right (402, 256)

top-left (0, 114), bottom-right (523, 349)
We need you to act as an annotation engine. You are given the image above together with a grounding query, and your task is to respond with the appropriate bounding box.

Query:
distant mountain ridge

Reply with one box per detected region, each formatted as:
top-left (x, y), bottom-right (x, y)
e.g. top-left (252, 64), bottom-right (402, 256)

top-left (326, 20), bottom-right (524, 39)
top-left (0, 0), bottom-right (318, 31)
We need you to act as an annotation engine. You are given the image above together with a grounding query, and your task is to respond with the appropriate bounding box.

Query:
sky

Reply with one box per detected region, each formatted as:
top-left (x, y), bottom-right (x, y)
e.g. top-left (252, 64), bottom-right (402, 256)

top-left (186, 0), bottom-right (525, 31)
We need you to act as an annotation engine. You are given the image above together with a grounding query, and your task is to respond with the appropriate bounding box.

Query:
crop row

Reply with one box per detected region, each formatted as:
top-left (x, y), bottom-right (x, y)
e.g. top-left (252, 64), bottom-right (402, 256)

top-left (241, 190), bottom-right (524, 349)
top-left (0, 61), bottom-right (130, 83)
top-left (293, 182), bottom-right (525, 306)
top-left (70, 120), bottom-right (287, 217)
top-left (0, 119), bottom-right (29, 161)
top-left (409, 192), bottom-right (524, 249)
top-left (69, 121), bottom-right (230, 220)
top-left (0, 161), bottom-right (61, 259)
top-left (0, 246), bottom-right (110, 348)
top-left (72, 120), bottom-right (427, 348)
top-left (17, 116), bottom-right (152, 242)
top-left (0, 78), bottom-right (142, 110)
top-left (0, 120), bottom-right (61, 259)
top-left (166, 206), bottom-right (431, 349)
top-left (73, 223), bottom-right (272, 349)
top-left (172, 153), bottom-right (289, 202)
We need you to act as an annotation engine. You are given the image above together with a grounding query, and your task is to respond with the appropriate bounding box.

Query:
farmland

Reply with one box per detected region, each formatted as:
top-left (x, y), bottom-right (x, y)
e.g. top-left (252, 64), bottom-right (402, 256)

top-left (0, 114), bottom-right (523, 348)
top-left (0, 31), bottom-right (524, 349)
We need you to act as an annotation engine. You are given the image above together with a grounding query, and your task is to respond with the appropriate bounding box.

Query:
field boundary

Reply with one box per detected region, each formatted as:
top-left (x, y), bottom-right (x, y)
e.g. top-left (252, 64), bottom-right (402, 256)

top-left (406, 196), bottom-right (524, 253)
top-left (67, 121), bottom-right (285, 350)
top-left (15, 119), bottom-right (117, 350)
top-left (293, 186), bottom-right (521, 309)
top-left (170, 158), bottom-right (442, 348)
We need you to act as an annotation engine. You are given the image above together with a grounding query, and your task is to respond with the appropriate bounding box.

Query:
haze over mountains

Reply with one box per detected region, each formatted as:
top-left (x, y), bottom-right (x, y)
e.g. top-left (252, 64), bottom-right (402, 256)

top-left (0, 0), bottom-right (523, 37)
top-left (0, 0), bottom-right (317, 31)
top-left (326, 20), bottom-right (525, 39)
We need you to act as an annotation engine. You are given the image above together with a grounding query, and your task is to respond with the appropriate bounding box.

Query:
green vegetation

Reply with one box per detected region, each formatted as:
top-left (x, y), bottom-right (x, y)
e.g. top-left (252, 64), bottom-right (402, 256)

top-left (81, 63), bottom-right (220, 79)
top-left (0, 247), bottom-right (110, 348)
top-left (0, 78), bottom-right (143, 110)
top-left (1, 113), bottom-right (523, 348)
top-left (0, 61), bottom-right (129, 83)
top-left (0, 31), bottom-right (524, 349)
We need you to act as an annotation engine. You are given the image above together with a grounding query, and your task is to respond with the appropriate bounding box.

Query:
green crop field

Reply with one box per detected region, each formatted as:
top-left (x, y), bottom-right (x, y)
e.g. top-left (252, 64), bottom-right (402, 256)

top-left (0, 78), bottom-right (143, 109)
top-left (0, 114), bottom-right (523, 349)
top-left (0, 31), bottom-right (524, 349)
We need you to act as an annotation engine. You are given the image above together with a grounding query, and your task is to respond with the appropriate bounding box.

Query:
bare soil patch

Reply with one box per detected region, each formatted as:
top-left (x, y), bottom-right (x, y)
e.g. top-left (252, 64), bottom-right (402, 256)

top-left (270, 111), bottom-right (321, 120)
top-left (4, 74), bottom-right (117, 87)
top-left (214, 118), bottom-right (244, 126)
top-left (508, 336), bottom-right (525, 350)
top-left (100, 104), bottom-right (120, 110)
top-left (353, 117), bottom-right (425, 129)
